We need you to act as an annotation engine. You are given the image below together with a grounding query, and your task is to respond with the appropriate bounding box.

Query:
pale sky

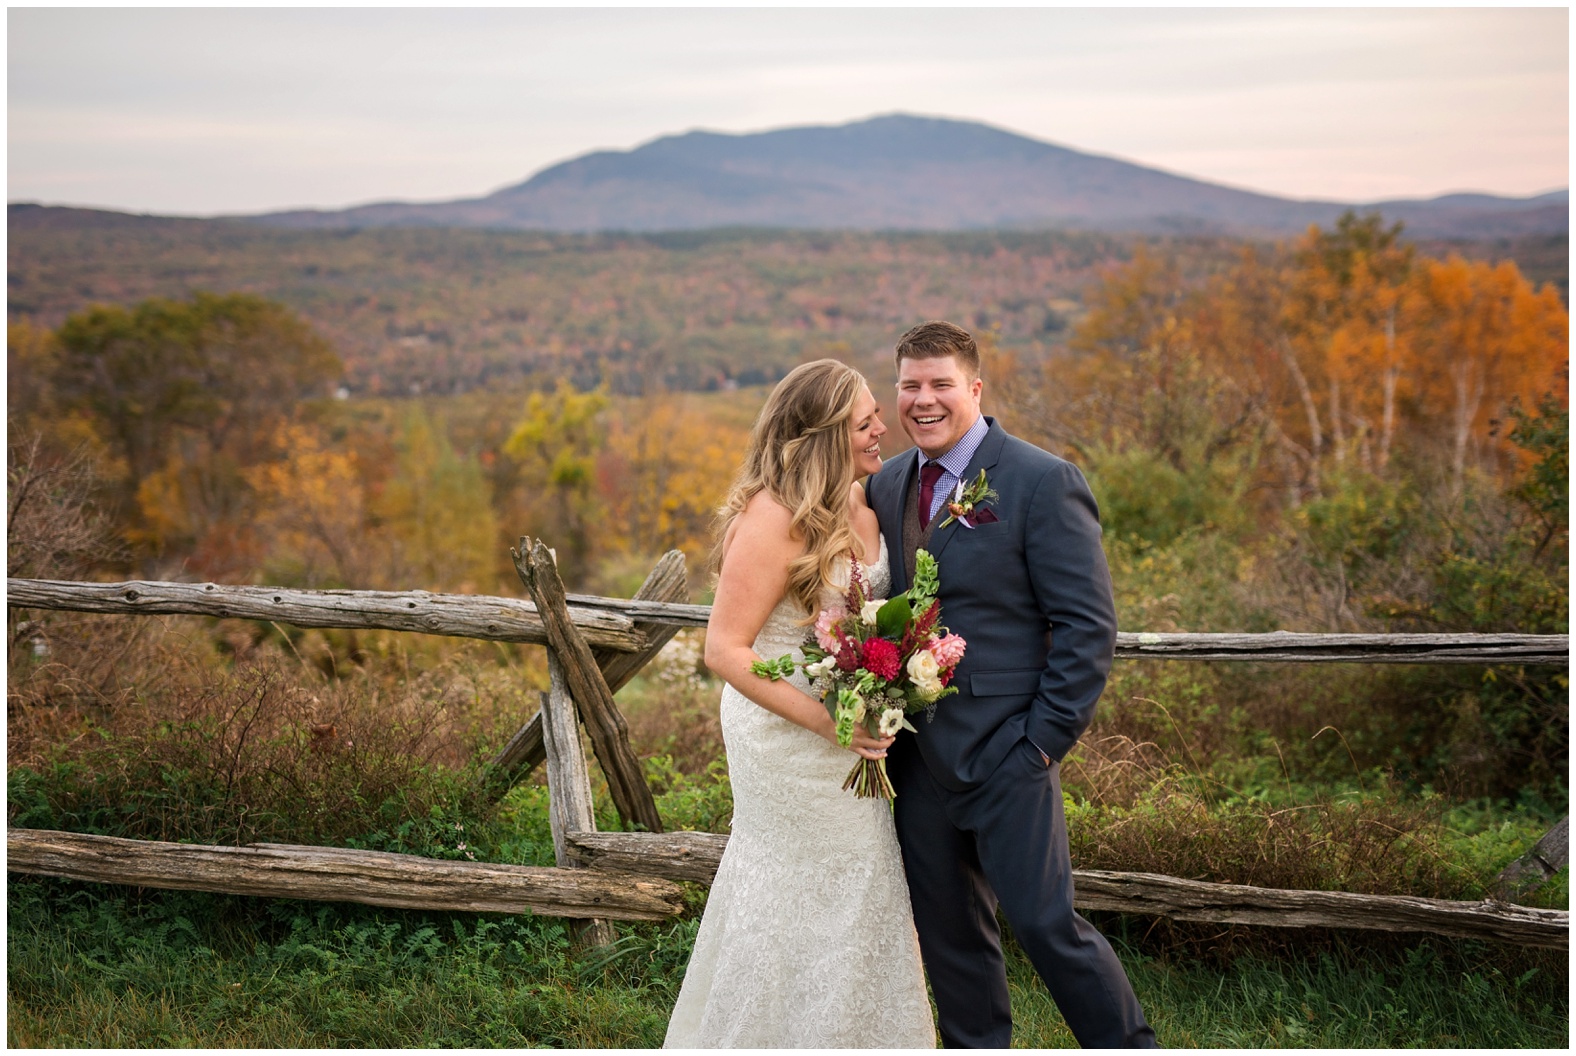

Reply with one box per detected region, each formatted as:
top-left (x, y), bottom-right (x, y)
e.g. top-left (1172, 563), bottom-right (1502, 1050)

top-left (7, 6), bottom-right (1569, 216)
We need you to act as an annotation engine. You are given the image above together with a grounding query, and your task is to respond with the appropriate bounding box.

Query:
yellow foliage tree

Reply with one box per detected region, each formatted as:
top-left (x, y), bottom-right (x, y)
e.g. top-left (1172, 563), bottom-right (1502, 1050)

top-left (244, 422), bottom-right (371, 587)
top-left (374, 408), bottom-right (500, 592)
top-left (502, 379), bottom-right (609, 585)
top-left (600, 394), bottom-right (751, 565)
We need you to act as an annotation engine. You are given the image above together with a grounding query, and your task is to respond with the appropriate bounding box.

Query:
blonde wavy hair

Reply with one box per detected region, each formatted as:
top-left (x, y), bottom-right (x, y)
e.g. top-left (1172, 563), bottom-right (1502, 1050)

top-left (713, 359), bottom-right (867, 619)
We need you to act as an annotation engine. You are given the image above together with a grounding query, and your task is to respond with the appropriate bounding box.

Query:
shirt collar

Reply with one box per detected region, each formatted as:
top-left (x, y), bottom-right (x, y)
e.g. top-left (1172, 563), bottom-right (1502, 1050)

top-left (919, 413), bottom-right (989, 480)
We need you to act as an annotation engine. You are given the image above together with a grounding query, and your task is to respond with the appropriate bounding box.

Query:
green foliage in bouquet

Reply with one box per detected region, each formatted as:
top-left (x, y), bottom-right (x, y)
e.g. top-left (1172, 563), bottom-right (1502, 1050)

top-left (751, 548), bottom-right (966, 798)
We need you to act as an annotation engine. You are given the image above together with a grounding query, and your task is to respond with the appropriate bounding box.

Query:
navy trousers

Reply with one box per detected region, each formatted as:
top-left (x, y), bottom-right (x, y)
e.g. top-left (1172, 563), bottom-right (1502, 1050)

top-left (891, 737), bottom-right (1157, 1048)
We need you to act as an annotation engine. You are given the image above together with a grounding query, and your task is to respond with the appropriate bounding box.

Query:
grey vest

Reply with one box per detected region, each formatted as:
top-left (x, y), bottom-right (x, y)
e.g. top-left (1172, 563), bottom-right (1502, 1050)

top-left (901, 470), bottom-right (937, 585)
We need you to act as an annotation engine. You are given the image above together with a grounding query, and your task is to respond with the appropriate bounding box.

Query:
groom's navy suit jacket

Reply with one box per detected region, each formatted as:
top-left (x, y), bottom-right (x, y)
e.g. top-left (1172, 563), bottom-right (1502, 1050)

top-left (868, 417), bottom-right (1116, 791)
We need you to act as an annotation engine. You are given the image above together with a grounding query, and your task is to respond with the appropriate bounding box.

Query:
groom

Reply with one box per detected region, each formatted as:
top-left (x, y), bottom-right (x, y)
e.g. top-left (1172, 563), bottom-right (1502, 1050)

top-left (869, 321), bottom-right (1156, 1048)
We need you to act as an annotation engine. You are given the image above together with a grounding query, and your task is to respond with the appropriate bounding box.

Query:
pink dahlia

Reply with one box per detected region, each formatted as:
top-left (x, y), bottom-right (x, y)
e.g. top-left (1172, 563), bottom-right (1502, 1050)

top-left (928, 633), bottom-right (967, 670)
top-left (813, 603), bottom-right (847, 653)
top-left (860, 637), bottom-right (902, 681)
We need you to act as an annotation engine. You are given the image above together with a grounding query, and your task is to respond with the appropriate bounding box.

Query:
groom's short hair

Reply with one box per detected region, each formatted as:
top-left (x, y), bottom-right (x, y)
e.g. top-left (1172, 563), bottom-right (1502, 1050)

top-left (895, 321), bottom-right (980, 379)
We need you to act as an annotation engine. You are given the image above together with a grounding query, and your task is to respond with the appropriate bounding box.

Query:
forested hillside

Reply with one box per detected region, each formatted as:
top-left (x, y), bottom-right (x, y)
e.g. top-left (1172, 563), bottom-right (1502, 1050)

top-left (9, 207), bottom-right (1565, 401)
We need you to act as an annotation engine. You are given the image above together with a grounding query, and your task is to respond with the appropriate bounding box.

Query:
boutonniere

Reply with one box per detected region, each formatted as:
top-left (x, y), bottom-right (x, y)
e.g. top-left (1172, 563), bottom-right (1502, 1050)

top-left (937, 469), bottom-right (999, 530)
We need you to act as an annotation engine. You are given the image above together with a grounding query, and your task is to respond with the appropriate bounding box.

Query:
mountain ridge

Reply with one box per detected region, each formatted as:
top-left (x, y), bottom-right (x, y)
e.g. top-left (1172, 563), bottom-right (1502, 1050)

top-left (13, 114), bottom-right (1567, 239)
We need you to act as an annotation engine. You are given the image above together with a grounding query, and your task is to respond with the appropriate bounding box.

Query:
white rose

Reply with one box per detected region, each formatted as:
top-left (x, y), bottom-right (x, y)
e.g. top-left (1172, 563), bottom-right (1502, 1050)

top-left (906, 649), bottom-right (940, 684)
top-left (860, 600), bottom-right (884, 625)
top-left (914, 675), bottom-right (944, 700)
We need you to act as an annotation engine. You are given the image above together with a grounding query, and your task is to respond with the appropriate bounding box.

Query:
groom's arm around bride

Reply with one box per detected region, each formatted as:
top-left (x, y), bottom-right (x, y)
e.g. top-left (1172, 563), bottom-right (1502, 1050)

top-left (869, 321), bottom-right (1158, 1048)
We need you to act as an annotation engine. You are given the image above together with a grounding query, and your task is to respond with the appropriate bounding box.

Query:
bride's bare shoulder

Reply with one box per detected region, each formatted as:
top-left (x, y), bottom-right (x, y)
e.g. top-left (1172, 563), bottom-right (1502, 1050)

top-left (719, 490), bottom-right (798, 568)
top-left (848, 480), bottom-right (871, 513)
top-left (739, 489), bottom-right (795, 531)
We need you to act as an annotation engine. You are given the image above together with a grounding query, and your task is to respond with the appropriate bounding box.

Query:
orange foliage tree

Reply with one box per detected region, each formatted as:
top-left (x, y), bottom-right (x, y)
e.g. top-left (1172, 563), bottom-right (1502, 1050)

top-left (598, 394), bottom-right (752, 568)
top-left (1404, 255), bottom-right (1569, 491)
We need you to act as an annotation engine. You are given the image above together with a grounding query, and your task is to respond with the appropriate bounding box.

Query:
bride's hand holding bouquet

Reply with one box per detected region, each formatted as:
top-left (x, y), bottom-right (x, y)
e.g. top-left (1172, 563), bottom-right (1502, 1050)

top-left (753, 548), bottom-right (965, 799)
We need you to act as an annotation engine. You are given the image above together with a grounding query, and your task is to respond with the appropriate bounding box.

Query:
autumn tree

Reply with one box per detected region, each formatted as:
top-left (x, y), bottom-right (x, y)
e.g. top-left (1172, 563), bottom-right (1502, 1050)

top-left (9, 319), bottom-right (61, 437)
top-left (53, 293), bottom-right (340, 493)
top-left (1283, 211), bottom-right (1415, 473)
top-left (1405, 255), bottom-right (1568, 493)
top-left (501, 379), bottom-right (610, 585)
top-left (598, 394), bottom-right (750, 563)
top-left (374, 407), bottom-right (499, 592)
top-left (49, 293), bottom-right (342, 572)
top-left (1063, 248), bottom-right (1273, 543)
top-left (245, 422), bottom-right (371, 588)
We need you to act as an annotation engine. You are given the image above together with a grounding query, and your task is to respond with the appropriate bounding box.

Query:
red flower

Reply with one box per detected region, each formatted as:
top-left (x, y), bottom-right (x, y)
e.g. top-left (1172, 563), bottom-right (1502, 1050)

top-left (860, 637), bottom-right (901, 681)
top-left (900, 601), bottom-right (941, 655)
top-left (835, 629), bottom-right (862, 672)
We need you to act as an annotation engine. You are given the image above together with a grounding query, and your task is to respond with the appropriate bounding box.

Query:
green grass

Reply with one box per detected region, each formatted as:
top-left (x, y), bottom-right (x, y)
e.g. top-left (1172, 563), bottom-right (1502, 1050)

top-left (10, 876), bottom-right (1567, 1048)
top-left (6, 879), bottom-right (692, 1047)
top-left (1005, 929), bottom-right (1567, 1048)
top-left (9, 778), bottom-right (1567, 1048)
top-left (7, 659), bottom-right (1567, 1047)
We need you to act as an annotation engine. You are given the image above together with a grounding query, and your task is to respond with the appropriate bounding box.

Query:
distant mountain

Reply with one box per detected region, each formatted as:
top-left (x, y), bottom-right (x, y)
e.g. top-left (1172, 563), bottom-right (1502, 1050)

top-left (15, 114), bottom-right (1568, 239)
top-left (241, 115), bottom-right (1564, 239)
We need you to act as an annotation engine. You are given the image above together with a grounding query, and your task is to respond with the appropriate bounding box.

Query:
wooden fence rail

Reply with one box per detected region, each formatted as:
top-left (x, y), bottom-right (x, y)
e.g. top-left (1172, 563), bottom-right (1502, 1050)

top-left (7, 565), bottom-right (1568, 949)
top-left (6, 578), bottom-right (648, 653)
top-left (9, 826), bottom-right (1562, 949)
top-left (7, 829), bottom-right (684, 921)
top-left (10, 578), bottom-right (1568, 666)
top-left (558, 830), bottom-right (1567, 949)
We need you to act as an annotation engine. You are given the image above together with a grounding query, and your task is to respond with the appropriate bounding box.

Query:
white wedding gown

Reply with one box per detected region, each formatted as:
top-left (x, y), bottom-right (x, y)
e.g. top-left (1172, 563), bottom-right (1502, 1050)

top-left (664, 538), bottom-right (936, 1048)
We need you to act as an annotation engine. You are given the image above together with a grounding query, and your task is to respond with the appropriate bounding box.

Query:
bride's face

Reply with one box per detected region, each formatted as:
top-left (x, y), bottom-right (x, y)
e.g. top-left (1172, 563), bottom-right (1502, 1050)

top-left (848, 386), bottom-right (887, 478)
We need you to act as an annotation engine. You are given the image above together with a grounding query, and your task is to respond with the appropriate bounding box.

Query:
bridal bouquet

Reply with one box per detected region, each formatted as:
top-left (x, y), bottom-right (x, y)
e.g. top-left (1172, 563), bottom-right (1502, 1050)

top-left (752, 549), bottom-right (965, 799)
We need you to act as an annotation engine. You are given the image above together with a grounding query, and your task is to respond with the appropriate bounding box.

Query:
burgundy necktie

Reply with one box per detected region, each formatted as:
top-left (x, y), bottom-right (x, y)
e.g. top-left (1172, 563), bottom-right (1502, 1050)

top-left (918, 461), bottom-right (945, 530)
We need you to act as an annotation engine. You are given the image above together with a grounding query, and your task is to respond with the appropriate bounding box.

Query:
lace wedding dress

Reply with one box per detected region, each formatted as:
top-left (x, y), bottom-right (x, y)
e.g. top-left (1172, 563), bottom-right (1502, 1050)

top-left (664, 538), bottom-right (935, 1048)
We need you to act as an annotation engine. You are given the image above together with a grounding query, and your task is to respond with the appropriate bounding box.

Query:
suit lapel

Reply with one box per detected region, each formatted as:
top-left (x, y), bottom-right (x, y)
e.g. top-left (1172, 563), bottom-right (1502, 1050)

top-left (881, 451), bottom-right (921, 596)
top-left (924, 417), bottom-right (1007, 565)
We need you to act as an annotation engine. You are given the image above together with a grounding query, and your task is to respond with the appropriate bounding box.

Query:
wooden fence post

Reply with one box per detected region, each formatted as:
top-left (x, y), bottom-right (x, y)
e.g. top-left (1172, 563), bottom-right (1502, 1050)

top-left (488, 550), bottom-right (688, 791)
top-left (587, 549), bottom-right (689, 692)
top-left (512, 537), bottom-right (664, 834)
top-left (541, 653), bottom-right (615, 947)
top-left (1495, 815), bottom-right (1569, 898)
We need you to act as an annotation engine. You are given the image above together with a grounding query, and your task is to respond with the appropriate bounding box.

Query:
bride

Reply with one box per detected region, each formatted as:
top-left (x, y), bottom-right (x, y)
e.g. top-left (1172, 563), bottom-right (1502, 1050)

top-left (663, 359), bottom-right (936, 1048)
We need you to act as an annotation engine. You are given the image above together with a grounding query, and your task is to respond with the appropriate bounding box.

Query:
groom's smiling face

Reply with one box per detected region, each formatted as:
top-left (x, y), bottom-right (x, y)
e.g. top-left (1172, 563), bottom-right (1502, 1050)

top-left (897, 354), bottom-right (983, 459)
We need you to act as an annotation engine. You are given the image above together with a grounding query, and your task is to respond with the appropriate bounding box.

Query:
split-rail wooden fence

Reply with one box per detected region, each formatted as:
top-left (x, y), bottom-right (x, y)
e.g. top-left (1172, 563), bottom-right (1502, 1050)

top-left (6, 542), bottom-right (1570, 950)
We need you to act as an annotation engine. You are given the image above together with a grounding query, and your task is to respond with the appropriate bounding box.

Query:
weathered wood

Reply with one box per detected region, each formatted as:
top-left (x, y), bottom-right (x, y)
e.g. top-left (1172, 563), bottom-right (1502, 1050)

top-left (541, 655), bottom-right (615, 946)
top-left (489, 712), bottom-right (545, 781)
top-left (12, 578), bottom-right (1563, 667)
top-left (566, 593), bottom-right (711, 629)
top-left (1071, 869), bottom-right (1568, 949)
top-left (566, 830), bottom-right (730, 885)
top-left (1115, 630), bottom-right (1567, 666)
top-left (488, 551), bottom-right (691, 787)
top-left (7, 578), bottom-right (647, 653)
top-left (1495, 815), bottom-right (1570, 898)
top-left (543, 658), bottom-right (600, 867)
top-left (589, 550), bottom-right (692, 694)
top-left (562, 831), bottom-right (1568, 948)
top-left (512, 538), bottom-right (664, 834)
top-left (7, 828), bottom-right (683, 921)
